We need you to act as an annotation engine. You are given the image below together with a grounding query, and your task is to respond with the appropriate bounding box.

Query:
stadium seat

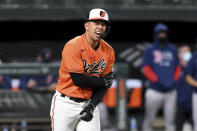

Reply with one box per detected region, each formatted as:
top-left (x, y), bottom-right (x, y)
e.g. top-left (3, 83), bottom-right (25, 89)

top-left (46, 0), bottom-right (66, 8)
top-left (103, 79), bottom-right (143, 109)
top-left (127, 88), bottom-right (142, 108)
top-left (103, 87), bottom-right (116, 108)
top-left (104, 0), bottom-right (124, 6)
top-left (14, 0), bottom-right (34, 6)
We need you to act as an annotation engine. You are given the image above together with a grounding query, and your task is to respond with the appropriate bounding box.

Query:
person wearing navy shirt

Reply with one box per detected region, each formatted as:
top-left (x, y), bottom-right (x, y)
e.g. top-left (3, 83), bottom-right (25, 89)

top-left (176, 45), bottom-right (193, 131)
top-left (142, 23), bottom-right (181, 131)
top-left (185, 37), bottom-right (197, 131)
top-left (0, 50), bottom-right (11, 89)
top-left (0, 75), bottom-right (11, 89)
top-left (19, 48), bottom-right (57, 91)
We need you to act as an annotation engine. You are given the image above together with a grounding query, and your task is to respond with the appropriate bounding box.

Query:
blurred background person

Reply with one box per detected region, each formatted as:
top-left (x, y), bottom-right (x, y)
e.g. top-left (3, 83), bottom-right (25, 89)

top-left (185, 37), bottom-right (197, 131)
top-left (0, 50), bottom-right (11, 89)
top-left (0, 75), bottom-right (11, 89)
top-left (39, 48), bottom-right (54, 63)
top-left (176, 45), bottom-right (193, 131)
top-left (0, 49), bottom-right (8, 64)
top-left (19, 48), bottom-right (57, 91)
top-left (142, 23), bottom-right (181, 131)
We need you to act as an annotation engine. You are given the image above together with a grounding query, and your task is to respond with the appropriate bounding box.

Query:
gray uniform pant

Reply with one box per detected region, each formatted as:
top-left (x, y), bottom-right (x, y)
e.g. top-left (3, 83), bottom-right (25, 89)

top-left (143, 88), bottom-right (177, 131)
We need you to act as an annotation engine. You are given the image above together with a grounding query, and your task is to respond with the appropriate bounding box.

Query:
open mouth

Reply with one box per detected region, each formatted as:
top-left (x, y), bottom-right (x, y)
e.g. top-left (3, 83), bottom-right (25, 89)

top-left (95, 31), bottom-right (102, 38)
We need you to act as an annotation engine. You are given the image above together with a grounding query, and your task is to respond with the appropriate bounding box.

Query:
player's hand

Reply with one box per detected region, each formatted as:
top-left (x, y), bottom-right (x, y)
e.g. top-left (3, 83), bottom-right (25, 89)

top-left (103, 72), bottom-right (115, 88)
top-left (79, 103), bottom-right (95, 122)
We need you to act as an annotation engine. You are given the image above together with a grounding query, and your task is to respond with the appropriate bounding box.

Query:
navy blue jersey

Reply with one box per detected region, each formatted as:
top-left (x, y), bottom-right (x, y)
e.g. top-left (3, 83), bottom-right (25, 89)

top-left (176, 66), bottom-right (192, 112)
top-left (142, 23), bottom-right (179, 92)
top-left (185, 51), bottom-right (197, 93)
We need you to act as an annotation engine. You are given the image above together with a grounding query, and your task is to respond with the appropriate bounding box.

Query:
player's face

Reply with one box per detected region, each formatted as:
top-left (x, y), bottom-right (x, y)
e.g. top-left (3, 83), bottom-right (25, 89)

top-left (85, 20), bottom-right (107, 41)
top-left (157, 32), bottom-right (167, 39)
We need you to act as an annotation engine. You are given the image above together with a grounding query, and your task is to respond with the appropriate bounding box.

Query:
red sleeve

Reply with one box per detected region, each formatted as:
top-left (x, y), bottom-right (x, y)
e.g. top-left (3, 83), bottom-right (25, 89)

top-left (174, 65), bottom-right (181, 81)
top-left (143, 65), bottom-right (158, 83)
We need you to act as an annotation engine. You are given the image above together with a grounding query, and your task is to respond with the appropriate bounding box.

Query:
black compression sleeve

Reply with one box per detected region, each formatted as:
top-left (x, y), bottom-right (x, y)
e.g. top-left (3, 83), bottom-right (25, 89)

top-left (90, 87), bottom-right (107, 106)
top-left (70, 73), bottom-right (106, 88)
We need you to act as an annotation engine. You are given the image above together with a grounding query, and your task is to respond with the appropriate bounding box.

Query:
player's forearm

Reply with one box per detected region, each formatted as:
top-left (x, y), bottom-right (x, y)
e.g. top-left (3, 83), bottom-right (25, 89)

top-left (70, 73), bottom-right (106, 88)
top-left (185, 75), bottom-right (197, 88)
top-left (90, 87), bottom-right (107, 106)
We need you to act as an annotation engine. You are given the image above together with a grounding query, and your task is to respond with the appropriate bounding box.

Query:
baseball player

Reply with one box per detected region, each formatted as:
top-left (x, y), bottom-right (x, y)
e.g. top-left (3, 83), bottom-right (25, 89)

top-left (142, 23), bottom-right (181, 131)
top-left (185, 37), bottom-right (197, 131)
top-left (50, 8), bottom-right (115, 131)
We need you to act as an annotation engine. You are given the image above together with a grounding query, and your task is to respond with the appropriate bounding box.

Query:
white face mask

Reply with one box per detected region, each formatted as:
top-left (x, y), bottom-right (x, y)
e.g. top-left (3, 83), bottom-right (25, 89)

top-left (182, 52), bottom-right (192, 62)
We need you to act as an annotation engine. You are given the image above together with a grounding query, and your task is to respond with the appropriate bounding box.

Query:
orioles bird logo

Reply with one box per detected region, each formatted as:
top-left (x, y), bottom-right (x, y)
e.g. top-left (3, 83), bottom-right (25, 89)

top-left (100, 11), bottom-right (106, 17)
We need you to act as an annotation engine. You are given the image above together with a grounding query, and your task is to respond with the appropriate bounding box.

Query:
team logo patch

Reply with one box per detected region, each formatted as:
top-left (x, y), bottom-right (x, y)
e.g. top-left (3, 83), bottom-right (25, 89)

top-left (100, 11), bottom-right (106, 17)
top-left (83, 59), bottom-right (107, 74)
top-left (153, 50), bottom-right (163, 63)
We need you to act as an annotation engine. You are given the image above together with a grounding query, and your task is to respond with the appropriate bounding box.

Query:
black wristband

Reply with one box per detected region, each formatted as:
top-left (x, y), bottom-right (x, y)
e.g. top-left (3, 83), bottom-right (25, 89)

top-left (90, 87), bottom-right (107, 106)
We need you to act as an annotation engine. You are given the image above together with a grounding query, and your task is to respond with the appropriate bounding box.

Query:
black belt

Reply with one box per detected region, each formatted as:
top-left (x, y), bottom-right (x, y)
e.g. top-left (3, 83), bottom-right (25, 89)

top-left (60, 94), bottom-right (88, 103)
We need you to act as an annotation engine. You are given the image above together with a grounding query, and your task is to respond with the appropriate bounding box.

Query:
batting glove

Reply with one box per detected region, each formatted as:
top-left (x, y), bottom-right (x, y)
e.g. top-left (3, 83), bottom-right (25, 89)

top-left (79, 103), bottom-right (95, 122)
top-left (103, 72), bottom-right (115, 88)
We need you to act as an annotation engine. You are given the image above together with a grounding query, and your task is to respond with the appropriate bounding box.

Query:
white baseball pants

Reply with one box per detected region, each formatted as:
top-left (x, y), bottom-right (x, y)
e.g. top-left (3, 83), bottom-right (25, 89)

top-left (143, 88), bottom-right (177, 131)
top-left (50, 91), bottom-right (100, 131)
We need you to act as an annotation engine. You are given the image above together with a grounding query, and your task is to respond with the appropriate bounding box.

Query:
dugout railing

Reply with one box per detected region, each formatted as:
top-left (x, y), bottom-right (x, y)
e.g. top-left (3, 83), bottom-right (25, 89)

top-left (0, 62), bottom-right (140, 131)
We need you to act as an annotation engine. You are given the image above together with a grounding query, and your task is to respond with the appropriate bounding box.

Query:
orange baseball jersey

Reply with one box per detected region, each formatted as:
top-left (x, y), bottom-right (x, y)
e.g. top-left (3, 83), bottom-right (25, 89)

top-left (56, 34), bottom-right (115, 99)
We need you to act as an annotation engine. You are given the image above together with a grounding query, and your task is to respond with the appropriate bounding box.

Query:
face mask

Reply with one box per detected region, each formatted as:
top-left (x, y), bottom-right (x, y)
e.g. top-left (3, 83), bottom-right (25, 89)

top-left (158, 37), bottom-right (167, 45)
top-left (182, 52), bottom-right (192, 62)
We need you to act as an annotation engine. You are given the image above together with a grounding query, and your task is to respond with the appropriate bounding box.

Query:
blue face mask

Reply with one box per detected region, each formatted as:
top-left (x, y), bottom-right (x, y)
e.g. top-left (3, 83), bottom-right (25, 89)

top-left (183, 52), bottom-right (192, 62)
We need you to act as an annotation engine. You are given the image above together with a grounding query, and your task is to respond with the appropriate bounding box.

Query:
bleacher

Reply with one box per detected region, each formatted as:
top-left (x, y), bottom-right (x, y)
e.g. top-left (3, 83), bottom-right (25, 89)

top-left (0, 0), bottom-right (197, 22)
top-left (0, 0), bottom-right (196, 8)
top-left (0, 90), bottom-right (53, 130)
